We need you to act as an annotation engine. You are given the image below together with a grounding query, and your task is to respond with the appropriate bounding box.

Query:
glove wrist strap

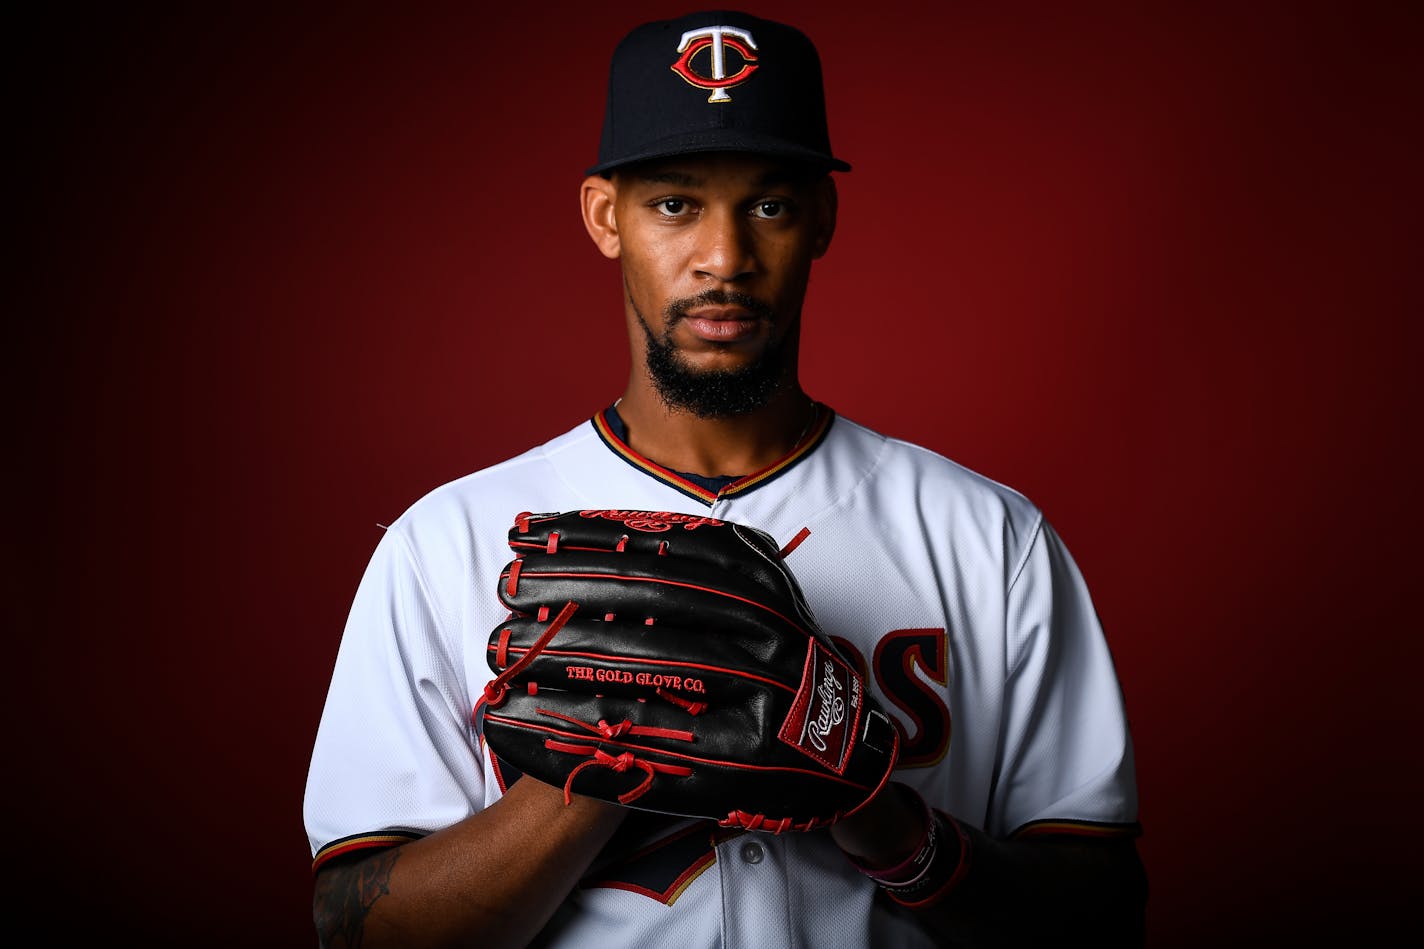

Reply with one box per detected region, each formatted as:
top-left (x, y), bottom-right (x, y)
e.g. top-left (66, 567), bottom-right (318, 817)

top-left (844, 787), bottom-right (972, 909)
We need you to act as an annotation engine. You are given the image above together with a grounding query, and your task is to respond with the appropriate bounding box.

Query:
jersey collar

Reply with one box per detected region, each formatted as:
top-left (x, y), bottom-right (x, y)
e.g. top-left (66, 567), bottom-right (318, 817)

top-left (592, 403), bottom-right (835, 506)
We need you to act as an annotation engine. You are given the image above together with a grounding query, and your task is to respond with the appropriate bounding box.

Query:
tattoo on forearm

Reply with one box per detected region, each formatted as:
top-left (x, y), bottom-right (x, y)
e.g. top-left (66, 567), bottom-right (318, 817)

top-left (313, 847), bottom-right (401, 948)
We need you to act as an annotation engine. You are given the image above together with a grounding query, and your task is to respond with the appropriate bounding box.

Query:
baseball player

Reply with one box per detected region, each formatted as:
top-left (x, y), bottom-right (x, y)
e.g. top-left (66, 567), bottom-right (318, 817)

top-left (304, 10), bottom-right (1145, 948)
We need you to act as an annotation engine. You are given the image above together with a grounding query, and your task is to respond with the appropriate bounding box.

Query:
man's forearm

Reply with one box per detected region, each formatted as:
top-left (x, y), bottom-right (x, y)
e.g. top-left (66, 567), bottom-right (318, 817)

top-left (832, 784), bottom-right (1146, 948)
top-left (313, 777), bottom-right (626, 949)
top-left (928, 827), bottom-right (1147, 948)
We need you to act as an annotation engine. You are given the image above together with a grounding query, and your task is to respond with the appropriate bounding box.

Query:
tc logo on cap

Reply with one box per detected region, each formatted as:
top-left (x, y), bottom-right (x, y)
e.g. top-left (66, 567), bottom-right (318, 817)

top-left (671, 26), bottom-right (759, 103)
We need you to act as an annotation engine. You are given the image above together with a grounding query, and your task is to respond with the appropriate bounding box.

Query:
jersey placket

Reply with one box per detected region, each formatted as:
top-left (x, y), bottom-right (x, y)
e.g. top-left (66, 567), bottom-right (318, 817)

top-left (718, 832), bottom-right (795, 948)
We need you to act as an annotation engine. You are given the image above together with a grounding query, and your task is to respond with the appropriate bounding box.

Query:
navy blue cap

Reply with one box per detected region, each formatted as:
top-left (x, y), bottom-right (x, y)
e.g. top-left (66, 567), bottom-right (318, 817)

top-left (588, 10), bottom-right (850, 175)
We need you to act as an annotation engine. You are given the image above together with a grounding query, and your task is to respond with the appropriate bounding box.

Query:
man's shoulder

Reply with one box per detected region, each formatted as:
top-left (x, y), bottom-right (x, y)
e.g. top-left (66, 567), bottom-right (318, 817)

top-left (831, 414), bottom-right (1042, 527)
top-left (390, 418), bottom-right (598, 535)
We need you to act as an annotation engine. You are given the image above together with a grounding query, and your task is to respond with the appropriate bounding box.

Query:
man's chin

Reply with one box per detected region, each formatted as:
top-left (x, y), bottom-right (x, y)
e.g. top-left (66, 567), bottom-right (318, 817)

top-left (669, 347), bottom-right (766, 375)
top-left (648, 355), bottom-right (785, 419)
top-left (638, 305), bottom-right (789, 417)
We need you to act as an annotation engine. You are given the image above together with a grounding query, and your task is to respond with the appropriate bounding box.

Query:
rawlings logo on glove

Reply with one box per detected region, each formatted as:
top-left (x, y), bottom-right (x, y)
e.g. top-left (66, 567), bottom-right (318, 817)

top-left (576, 509), bottom-right (725, 533)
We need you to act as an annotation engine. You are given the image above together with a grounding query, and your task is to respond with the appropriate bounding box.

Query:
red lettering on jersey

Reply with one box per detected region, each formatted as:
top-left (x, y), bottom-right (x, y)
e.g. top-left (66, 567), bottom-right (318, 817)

top-left (578, 510), bottom-right (724, 533)
top-left (580, 818), bottom-right (724, 904)
top-left (828, 630), bottom-right (952, 770)
top-left (829, 636), bottom-right (869, 681)
top-left (873, 629), bottom-right (951, 768)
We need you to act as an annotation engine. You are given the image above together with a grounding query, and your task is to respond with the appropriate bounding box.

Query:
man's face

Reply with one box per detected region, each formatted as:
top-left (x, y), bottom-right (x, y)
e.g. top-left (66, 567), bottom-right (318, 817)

top-left (598, 152), bottom-right (835, 417)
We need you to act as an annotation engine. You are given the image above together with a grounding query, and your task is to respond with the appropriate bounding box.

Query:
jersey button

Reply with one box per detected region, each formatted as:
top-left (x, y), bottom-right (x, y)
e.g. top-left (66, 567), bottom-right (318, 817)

top-left (740, 841), bottom-right (765, 864)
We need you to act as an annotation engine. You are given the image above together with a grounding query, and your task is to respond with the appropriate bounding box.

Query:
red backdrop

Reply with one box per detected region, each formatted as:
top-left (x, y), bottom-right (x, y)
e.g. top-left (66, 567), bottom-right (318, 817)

top-left (15, 2), bottom-right (1419, 944)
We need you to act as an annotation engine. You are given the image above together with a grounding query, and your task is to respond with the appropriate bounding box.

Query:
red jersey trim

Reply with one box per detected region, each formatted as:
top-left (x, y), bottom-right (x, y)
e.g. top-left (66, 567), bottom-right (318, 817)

top-left (594, 852), bottom-right (717, 906)
top-left (1008, 819), bottom-right (1143, 840)
top-left (311, 830), bottom-right (422, 873)
top-left (591, 404), bottom-right (834, 507)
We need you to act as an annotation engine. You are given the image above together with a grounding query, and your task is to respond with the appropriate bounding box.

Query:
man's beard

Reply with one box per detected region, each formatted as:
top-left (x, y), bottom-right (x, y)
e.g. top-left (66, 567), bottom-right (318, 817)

top-left (636, 290), bottom-right (792, 419)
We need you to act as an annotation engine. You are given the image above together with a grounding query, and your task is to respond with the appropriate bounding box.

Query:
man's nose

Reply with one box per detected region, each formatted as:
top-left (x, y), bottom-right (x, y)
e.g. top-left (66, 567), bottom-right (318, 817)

top-left (691, 207), bottom-right (756, 282)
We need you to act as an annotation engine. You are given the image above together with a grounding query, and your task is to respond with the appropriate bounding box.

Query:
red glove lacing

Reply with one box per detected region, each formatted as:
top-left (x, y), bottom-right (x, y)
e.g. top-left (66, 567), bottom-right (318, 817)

top-left (538, 709), bottom-right (695, 804)
top-left (719, 810), bottom-right (835, 835)
top-left (544, 740), bottom-right (694, 805)
top-left (476, 600), bottom-right (579, 715)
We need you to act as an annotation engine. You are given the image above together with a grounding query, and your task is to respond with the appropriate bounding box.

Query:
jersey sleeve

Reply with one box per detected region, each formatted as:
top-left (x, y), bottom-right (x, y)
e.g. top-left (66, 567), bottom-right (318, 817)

top-left (303, 523), bottom-right (485, 869)
top-left (989, 518), bottom-right (1139, 839)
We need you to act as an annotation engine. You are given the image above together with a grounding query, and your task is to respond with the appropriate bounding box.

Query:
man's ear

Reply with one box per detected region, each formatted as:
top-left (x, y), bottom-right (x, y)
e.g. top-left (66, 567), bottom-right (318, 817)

top-left (581, 175), bottom-right (621, 259)
top-left (812, 175), bottom-right (838, 259)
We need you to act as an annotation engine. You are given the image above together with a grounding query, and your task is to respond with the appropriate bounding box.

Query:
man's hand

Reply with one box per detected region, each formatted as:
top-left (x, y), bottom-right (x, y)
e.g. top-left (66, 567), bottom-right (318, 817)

top-left (832, 782), bottom-right (1147, 948)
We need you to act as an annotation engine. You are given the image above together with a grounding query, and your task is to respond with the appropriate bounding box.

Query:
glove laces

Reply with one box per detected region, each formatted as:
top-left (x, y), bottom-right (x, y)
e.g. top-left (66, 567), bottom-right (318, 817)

top-left (719, 810), bottom-right (833, 835)
top-left (544, 740), bottom-right (694, 805)
top-left (538, 710), bottom-right (695, 804)
top-left (477, 599), bottom-right (579, 713)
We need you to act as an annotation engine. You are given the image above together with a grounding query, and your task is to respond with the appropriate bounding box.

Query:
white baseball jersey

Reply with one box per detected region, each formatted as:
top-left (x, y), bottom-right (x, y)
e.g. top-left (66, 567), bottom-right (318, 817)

top-left (304, 405), bottom-right (1139, 948)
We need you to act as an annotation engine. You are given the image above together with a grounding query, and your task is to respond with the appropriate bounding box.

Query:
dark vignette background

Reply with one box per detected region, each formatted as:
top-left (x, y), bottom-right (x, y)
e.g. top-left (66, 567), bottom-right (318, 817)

top-left (12, 2), bottom-right (1419, 945)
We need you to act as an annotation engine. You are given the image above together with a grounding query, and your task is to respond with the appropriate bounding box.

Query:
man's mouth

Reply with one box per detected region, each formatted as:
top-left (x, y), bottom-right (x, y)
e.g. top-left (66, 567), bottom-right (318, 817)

top-left (681, 306), bottom-right (760, 342)
top-left (667, 292), bottom-right (774, 344)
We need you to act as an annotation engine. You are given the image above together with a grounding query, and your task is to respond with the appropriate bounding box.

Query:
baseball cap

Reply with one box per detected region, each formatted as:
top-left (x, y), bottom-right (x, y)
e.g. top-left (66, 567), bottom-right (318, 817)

top-left (588, 10), bottom-right (850, 175)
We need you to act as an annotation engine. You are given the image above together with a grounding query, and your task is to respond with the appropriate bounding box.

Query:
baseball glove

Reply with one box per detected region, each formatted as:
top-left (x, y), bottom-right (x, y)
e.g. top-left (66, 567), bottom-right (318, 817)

top-left (475, 509), bottom-right (900, 833)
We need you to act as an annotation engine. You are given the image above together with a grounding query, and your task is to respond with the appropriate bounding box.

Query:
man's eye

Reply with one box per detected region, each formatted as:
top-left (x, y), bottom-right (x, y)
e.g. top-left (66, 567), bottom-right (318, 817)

top-left (655, 199), bottom-right (690, 216)
top-left (752, 201), bottom-right (786, 219)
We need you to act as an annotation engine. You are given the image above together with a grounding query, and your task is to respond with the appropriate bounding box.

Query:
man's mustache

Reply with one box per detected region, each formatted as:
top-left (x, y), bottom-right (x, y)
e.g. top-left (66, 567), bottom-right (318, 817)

top-left (664, 290), bottom-right (776, 326)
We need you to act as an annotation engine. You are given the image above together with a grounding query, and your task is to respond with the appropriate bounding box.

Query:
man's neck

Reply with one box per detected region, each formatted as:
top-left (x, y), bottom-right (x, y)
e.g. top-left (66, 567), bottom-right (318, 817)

top-left (613, 386), bottom-right (819, 478)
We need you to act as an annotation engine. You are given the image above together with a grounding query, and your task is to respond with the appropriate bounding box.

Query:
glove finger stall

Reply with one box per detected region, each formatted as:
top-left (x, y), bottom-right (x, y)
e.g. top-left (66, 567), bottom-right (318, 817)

top-left (510, 510), bottom-right (791, 596)
top-left (499, 553), bottom-right (811, 644)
